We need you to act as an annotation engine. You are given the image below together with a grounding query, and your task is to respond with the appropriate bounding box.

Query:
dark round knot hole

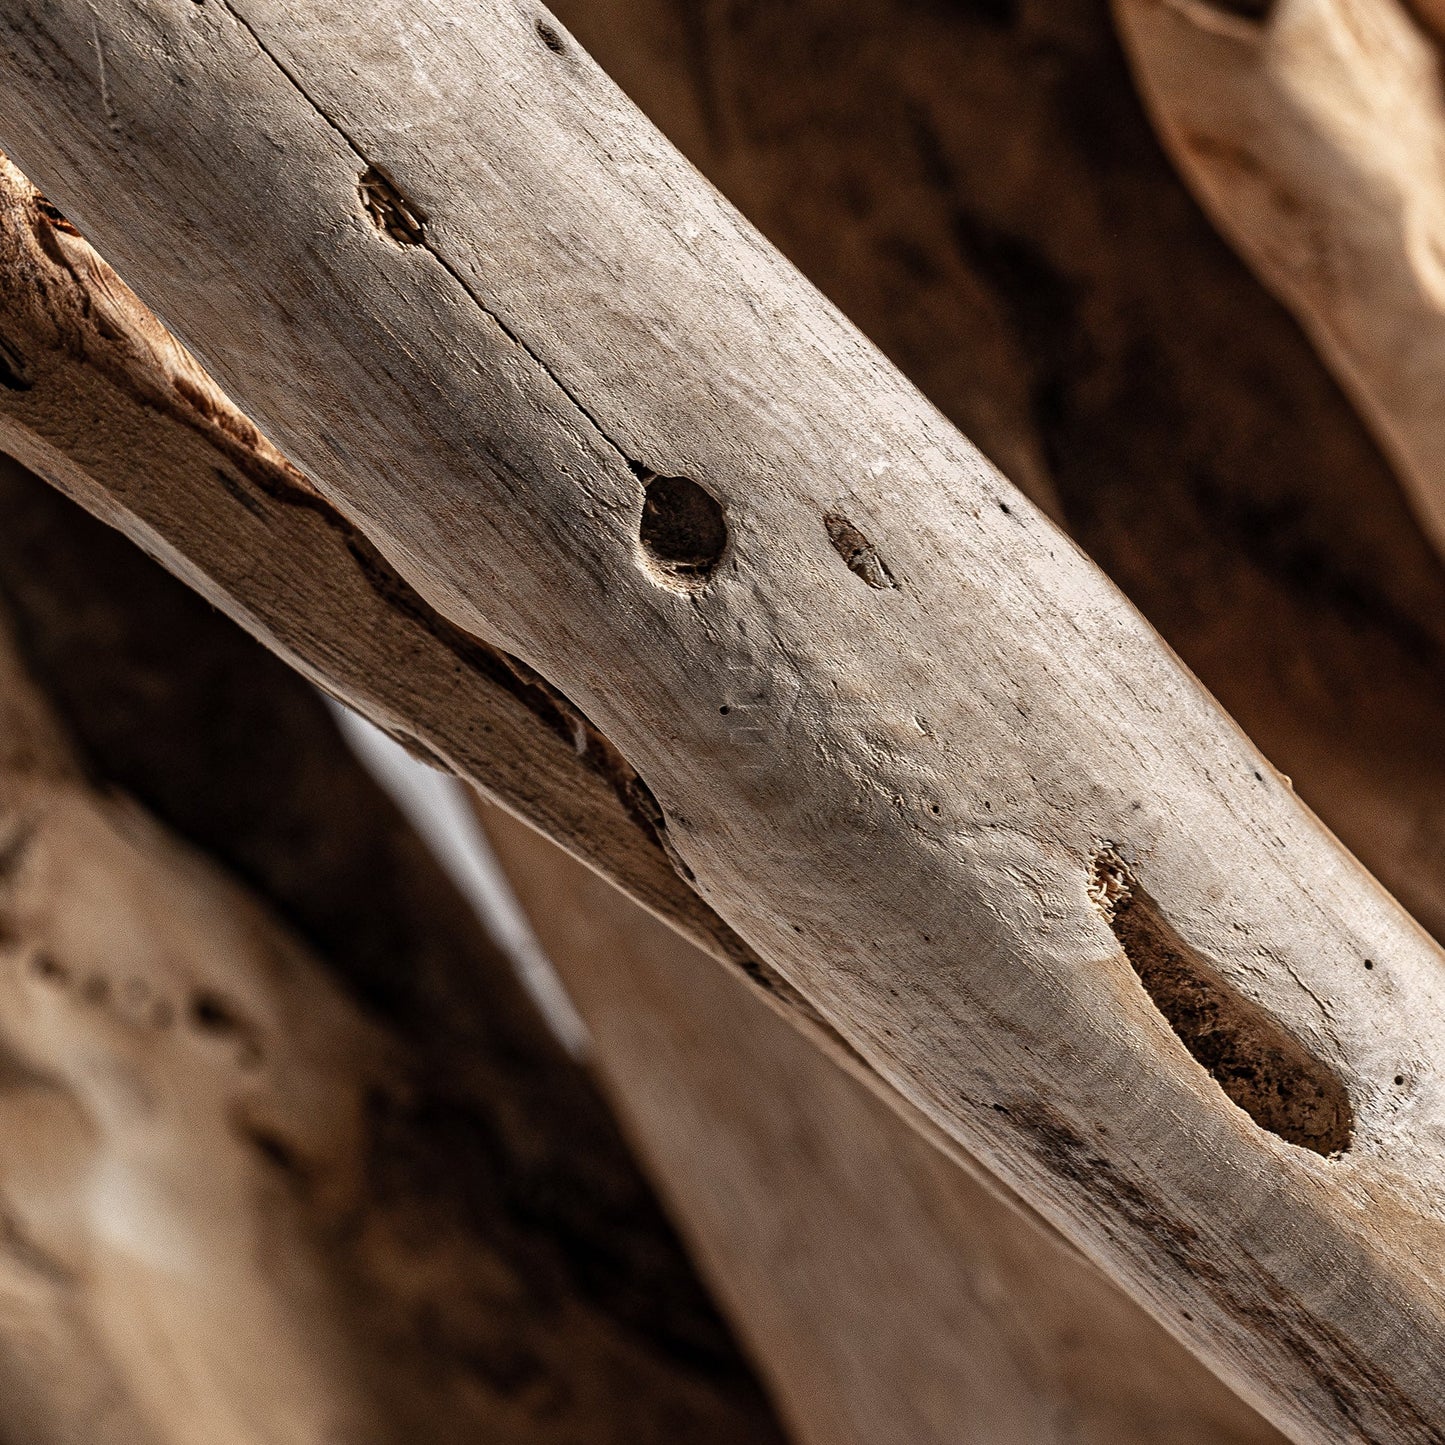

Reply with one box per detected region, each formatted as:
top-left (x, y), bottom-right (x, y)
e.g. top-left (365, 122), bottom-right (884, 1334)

top-left (638, 472), bottom-right (728, 587)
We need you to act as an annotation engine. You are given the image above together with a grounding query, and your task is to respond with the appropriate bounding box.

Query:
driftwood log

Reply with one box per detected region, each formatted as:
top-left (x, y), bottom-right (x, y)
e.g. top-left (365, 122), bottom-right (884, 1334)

top-left (2, 0), bottom-right (1445, 1439)
top-left (0, 456), bottom-right (779, 1445)
top-left (0, 148), bottom-right (1278, 1444)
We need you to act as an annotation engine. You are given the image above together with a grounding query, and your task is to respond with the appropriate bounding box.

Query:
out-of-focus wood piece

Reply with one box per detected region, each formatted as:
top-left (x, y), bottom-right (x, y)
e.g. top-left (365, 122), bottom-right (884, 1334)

top-left (478, 793), bottom-right (1286, 1445)
top-left (1114, 0), bottom-right (1445, 555)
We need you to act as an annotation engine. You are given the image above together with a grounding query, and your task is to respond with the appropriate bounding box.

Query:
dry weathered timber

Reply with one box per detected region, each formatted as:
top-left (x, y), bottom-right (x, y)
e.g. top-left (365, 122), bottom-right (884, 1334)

top-left (0, 5), bottom-right (1431, 1440)
top-left (1113, 0), bottom-right (1445, 553)
top-left (502, 0), bottom-right (1445, 1435)
top-left (478, 794), bottom-right (1282, 1445)
top-left (3, 6), bottom-right (1445, 1440)
top-left (8, 0), bottom-right (1445, 1435)
top-left (0, 456), bottom-right (782, 1445)
top-left (0, 155), bottom-right (1283, 1442)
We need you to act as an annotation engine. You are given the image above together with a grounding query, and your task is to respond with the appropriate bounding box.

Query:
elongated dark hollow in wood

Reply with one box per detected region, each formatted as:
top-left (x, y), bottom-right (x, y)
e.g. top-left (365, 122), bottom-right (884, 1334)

top-left (358, 166), bottom-right (425, 246)
top-left (824, 514), bottom-right (897, 590)
top-left (1091, 849), bottom-right (1353, 1157)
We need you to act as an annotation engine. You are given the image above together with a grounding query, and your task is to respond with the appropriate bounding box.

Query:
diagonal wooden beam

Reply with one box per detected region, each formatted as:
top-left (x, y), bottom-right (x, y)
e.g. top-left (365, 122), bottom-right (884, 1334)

top-left (0, 152), bottom-right (1284, 1443)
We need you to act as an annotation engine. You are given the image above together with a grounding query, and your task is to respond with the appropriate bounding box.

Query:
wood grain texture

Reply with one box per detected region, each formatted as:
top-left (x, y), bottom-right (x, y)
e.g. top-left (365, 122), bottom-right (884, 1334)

top-left (0, 457), bottom-right (782, 1445)
top-left (564, 0), bottom-right (1445, 963)
top-left (2, 3), bottom-right (1445, 1437)
top-left (1113, 0), bottom-right (1445, 552)
top-left (479, 795), bottom-right (1283, 1445)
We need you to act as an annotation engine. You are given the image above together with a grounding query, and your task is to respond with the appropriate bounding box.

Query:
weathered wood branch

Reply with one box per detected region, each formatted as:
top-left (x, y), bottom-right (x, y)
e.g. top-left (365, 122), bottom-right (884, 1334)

top-left (2, 3), bottom-right (1435, 1439)
top-left (0, 457), bottom-right (781, 1445)
top-left (2, 3), bottom-right (1445, 1437)
top-left (0, 145), bottom-right (1280, 1443)
top-left (1113, 0), bottom-right (1445, 553)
